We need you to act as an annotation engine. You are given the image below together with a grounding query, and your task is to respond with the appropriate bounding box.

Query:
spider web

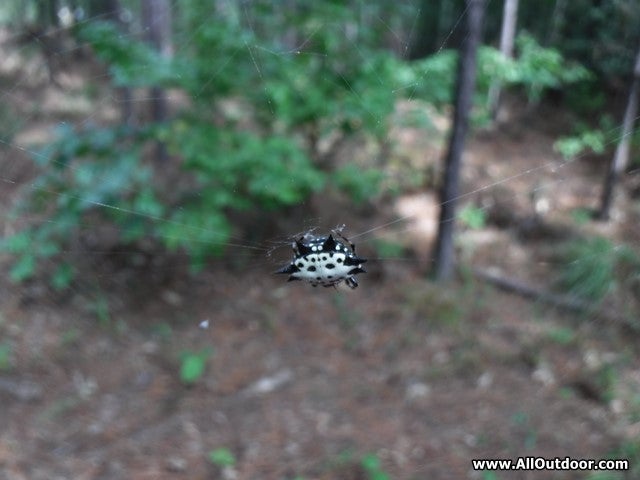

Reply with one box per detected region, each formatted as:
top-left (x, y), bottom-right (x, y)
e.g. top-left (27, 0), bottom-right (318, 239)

top-left (0, 1), bottom-right (639, 479)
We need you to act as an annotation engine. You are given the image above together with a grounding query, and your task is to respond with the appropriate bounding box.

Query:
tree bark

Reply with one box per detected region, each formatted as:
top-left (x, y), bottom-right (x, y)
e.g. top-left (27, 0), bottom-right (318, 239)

top-left (547, 0), bottom-right (567, 46)
top-left (408, 0), bottom-right (442, 60)
top-left (488, 0), bottom-right (518, 122)
top-left (598, 46), bottom-right (640, 220)
top-left (436, 0), bottom-right (458, 49)
top-left (37, 0), bottom-right (59, 27)
top-left (432, 0), bottom-right (485, 281)
top-left (101, 0), bottom-right (134, 126)
top-left (141, 0), bottom-right (173, 163)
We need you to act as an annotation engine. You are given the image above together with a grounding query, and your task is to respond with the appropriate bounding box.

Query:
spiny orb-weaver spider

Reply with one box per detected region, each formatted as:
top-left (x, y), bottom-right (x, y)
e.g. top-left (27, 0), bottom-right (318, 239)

top-left (276, 229), bottom-right (367, 289)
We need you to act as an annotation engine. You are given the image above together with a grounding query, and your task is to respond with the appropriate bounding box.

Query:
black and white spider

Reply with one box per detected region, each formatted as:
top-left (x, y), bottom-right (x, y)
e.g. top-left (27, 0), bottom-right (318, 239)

top-left (276, 229), bottom-right (367, 289)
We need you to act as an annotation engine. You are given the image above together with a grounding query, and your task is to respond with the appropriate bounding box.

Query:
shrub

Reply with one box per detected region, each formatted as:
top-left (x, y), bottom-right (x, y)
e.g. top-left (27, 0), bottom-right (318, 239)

top-left (554, 237), bottom-right (640, 304)
top-left (3, 3), bottom-right (412, 286)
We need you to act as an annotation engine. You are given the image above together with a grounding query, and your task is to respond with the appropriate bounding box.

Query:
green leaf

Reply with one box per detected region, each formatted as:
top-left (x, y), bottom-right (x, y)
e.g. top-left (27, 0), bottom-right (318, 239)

top-left (37, 241), bottom-right (60, 258)
top-left (180, 350), bottom-right (211, 385)
top-left (133, 188), bottom-right (164, 217)
top-left (1, 231), bottom-right (31, 253)
top-left (180, 355), bottom-right (206, 384)
top-left (51, 264), bottom-right (74, 291)
top-left (547, 326), bottom-right (576, 345)
top-left (570, 208), bottom-right (592, 225)
top-left (78, 21), bottom-right (178, 88)
top-left (373, 240), bottom-right (405, 259)
top-left (10, 254), bottom-right (36, 283)
top-left (333, 165), bottom-right (383, 204)
top-left (361, 453), bottom-right (390, 480)
top-left (208, 447), bottom-right (236, 467)
top-left (458, 204), bottom-right (486, 229)
top-left (481, 472), bottom-right (499, 480)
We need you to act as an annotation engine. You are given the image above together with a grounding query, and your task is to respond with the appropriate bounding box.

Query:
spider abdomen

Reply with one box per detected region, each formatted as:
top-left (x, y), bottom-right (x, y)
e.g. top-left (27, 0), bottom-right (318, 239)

top-left (276, 231), bottom-right (366, 289)
top-left (296, 251), bottom-right (350, 287)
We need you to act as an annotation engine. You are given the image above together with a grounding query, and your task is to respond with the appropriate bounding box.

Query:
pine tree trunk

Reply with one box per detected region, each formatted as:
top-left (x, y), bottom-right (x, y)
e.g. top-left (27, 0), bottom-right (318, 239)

top-left (37, 0), bottom-right (59, 27)
top-left (432, 0), bottom-right (486, 281)
top-left (141, 0), bottom-right (172, 163)
top-left (408, 0), bottom-right (442, 59)
top-left (436, 0), bottom-right (457, 49)
top-left (548, 0), bottom-right (567, 45)
top-left (598, 47), bottom-right (640, 220)
top-left (488, 0), bottom-right (518, 122)
top-left (102, 0), bottom-right (134, 126)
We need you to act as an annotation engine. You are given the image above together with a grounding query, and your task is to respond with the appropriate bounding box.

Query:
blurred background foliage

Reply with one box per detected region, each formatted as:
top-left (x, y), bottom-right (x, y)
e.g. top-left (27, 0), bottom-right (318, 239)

top-left (0, 0), bottom-right (638, 288)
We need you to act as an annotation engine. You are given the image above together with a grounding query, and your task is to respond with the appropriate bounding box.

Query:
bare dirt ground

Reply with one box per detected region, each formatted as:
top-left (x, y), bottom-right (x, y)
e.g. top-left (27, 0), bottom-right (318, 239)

top-left (1, 46), bottom-right (640, 480)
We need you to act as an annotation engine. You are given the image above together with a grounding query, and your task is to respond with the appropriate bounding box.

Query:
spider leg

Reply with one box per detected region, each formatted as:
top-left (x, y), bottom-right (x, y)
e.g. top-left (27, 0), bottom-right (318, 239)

top-left (345, 277), bottom-right (358, 289)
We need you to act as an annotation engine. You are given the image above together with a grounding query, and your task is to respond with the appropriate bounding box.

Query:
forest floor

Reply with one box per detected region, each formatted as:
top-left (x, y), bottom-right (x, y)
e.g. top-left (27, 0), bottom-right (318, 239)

top-left (1, 46), bottom-right (640, 480)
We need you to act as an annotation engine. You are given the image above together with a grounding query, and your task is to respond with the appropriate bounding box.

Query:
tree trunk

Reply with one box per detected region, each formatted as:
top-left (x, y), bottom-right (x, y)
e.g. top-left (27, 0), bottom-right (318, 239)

top-left (488, 0), bottom-right (518, 122)
top-left (432, 0), bottom-right (486, 281)
top-left (102, 0), bottom-right (134, 126)
top-left (141, 0), bottom-right (173, 163)
top-left (37, 0), bottom-right (59, 27)
top-left (548, 0), bottom-right (567, 45)
top-left (408, 0), bottom-right (441, 59)
top-left (598, 46), bottom-right (640, 221)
